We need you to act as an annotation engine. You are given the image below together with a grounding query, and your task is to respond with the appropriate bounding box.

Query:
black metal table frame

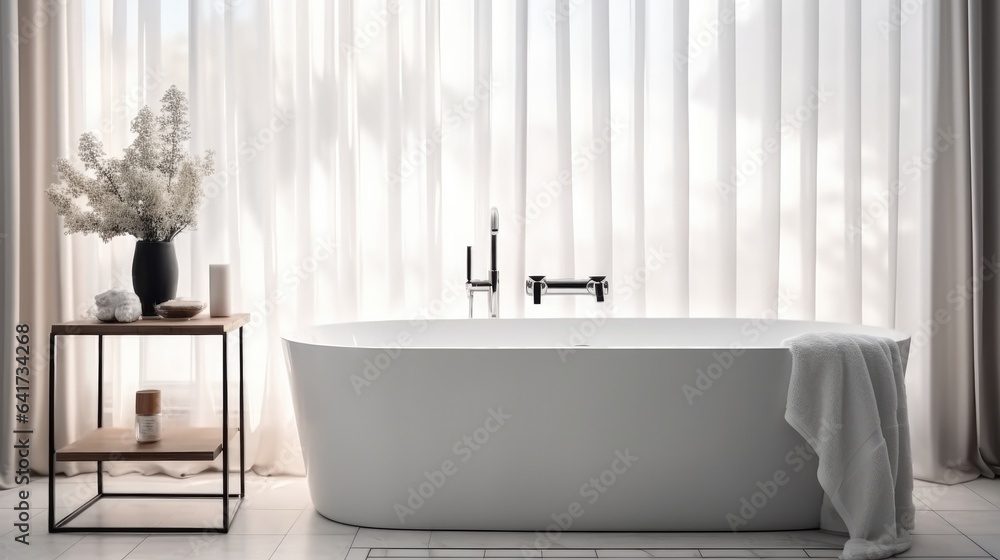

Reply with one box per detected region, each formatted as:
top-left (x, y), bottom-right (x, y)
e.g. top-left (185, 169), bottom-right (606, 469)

top-left (48, 327), bottom-right (246, 533)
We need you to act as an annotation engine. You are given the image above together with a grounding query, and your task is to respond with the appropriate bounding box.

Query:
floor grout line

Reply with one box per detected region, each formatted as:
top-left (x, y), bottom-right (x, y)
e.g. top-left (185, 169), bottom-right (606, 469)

top-left (964, 483), bottom-right (1000, 509)
top-left (349, 522), bottom-right (361, 550)
top-left (43, 533), bottom-right (85, 560)
top-left (118, 535), bottom-right (148, 560)
top-left (268, 533), bottom-right (291, 560)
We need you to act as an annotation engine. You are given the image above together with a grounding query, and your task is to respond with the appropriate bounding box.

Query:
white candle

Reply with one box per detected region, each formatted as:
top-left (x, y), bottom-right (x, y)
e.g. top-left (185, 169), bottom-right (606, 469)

top-left (209, 264), bottom-right (232, 317)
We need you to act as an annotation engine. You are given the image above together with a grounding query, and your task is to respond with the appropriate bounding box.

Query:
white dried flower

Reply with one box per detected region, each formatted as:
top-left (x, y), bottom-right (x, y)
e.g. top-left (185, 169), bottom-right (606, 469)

top-left (46, 85), bottom-right (215, 242)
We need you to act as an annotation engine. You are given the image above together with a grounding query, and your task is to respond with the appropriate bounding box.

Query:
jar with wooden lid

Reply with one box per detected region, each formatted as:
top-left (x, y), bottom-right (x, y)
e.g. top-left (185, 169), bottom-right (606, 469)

top-left (135, 390), bottom-right (162, 443)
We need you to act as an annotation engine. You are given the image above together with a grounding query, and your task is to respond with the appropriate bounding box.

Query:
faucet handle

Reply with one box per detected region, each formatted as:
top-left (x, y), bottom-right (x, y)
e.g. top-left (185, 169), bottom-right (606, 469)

top-left (466, 246), bottom-right (472, 283)
top-left (527, 276), bottom-right (546, 305)
top-left (589, 276), bottom-right (607, 303)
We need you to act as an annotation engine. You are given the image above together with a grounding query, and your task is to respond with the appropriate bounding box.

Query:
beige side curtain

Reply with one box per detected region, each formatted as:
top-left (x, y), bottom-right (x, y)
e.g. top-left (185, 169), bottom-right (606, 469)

top-left (969, 0), bottom-right (1000, 476)
top-left (2, 0), bottom-right (104, 485)
top-left (897, 0), bottom-right (999, 482)
top-left (978, 0), bottom-right (1000, 475)
top-left (0, 0), bottom-right (21, 491)
top-left (1, 0), bottom-right (998, 488)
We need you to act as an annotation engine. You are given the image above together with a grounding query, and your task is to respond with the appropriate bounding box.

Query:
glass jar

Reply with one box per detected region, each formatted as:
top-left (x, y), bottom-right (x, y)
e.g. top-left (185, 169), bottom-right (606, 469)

top-left (135, 389), bottom-right (162, 443)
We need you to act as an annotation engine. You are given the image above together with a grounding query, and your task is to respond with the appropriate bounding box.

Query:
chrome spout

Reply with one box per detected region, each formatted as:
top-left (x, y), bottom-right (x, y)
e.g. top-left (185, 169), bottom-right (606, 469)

top-left (466, 207), bottom-right (501, 318)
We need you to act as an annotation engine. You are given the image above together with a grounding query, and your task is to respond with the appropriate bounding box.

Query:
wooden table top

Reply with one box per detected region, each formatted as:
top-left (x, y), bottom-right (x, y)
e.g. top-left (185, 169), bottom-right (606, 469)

top-left (51, 313), bottom-right (250, 336)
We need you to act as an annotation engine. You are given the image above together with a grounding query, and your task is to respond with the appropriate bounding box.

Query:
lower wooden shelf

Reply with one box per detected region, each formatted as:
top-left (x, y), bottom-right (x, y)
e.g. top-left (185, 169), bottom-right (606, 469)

top-left (55, 427), bottom-right (239, 462)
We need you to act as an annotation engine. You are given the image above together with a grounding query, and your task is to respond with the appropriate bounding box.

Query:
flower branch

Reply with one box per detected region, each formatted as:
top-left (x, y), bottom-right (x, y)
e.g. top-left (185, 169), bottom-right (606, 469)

top-left (46, 85), bottom-right (214, 243)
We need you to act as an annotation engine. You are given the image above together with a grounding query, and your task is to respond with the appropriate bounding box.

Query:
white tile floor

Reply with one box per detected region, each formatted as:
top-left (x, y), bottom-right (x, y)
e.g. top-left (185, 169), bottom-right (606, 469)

top-left (0, 474), bottom-right (997, 559)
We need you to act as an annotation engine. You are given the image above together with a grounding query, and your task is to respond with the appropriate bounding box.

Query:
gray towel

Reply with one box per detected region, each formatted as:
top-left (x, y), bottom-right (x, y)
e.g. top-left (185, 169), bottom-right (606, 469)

top-left (785, 333), bottom-right (914, 560)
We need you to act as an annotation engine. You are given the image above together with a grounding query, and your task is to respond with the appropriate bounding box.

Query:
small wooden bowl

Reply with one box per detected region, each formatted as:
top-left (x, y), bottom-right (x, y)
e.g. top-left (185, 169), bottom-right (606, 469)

top-left (154, 299), bottom-right (206, 320)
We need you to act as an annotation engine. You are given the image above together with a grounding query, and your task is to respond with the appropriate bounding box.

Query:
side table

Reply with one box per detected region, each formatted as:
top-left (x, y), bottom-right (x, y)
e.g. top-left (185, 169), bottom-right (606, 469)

top-left (48, 313), bottom-right (250, 533)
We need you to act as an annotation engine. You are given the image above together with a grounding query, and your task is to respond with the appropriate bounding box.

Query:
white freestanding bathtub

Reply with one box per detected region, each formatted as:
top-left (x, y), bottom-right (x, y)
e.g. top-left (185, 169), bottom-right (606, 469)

top-left (282, 318), bottom-right (909, 532)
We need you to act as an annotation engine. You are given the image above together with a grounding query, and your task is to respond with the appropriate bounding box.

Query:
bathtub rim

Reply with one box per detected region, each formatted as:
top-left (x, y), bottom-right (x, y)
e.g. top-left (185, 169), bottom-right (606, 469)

top-left (281, 317), bottom-right (911, 351)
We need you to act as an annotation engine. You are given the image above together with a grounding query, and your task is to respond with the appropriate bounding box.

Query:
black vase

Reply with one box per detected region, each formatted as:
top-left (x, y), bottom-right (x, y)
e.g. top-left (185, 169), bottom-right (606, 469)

top-left (132, 241), bottom-right (179, 317)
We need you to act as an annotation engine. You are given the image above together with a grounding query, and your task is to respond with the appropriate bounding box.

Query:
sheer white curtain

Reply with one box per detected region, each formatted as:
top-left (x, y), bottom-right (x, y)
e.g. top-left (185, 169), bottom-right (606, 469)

top-left (2, 0), bottom-right (996, 486)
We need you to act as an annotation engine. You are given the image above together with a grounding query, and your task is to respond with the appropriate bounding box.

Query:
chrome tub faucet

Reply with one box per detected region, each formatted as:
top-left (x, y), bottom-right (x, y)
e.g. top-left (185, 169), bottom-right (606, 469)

top-left (466, 207), bottom-right (500, 318)
top-left (525, 275), bottom-right (609, 305)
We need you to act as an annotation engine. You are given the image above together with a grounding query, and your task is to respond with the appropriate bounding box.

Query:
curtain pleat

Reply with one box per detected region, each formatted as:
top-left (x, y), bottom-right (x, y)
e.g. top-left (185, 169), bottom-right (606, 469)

top-left (777, 0), bottom-right (820, 320)
top-left (895, 0), bottom-right (931, 478)
top-left (641, 0), bottom-right (670, 318)
top-left (554, 0), bottom-right (575, 313)
top-left (591, 0), bottom-right (613, 306)
top-left (760, 0), bottom-right (782, 314)
top-left (843, 0), bottom-right (862, 324)
top-left (887, 0), bottom-right (901, 328)
top-left (671, 0), bottom-right (691, 317)
top-left (0, 0), bottom-right (22, 489)
top-left (294, 0), bottom-right (317, 329)
top-left (22, 0), bottom-right (66, 476)
top-left (858, 0), bottom-right (892, 328)
top-left (799, 0), bottom-right (819, 321)
top-left (716, 0), bottom-right (736, 317)
top-left (968, 0), bottom-right (986, 474)
top-left (400, 1), bottom-right (421, 306)
top-left (607, 0), bottom-right (628, 316)
top-left (815, 0), bottom-right (847, 322)
top-left (628, 0), bottom-right (646, 316)
top-left (511, 0), bottom-right (527, 319)
top-left (189, 0), bottom-right (222, 429)
top-left (424, 0), bottom-right (443, 311)
top-left (687, 1), bottom-right (724, 317)
top-left (337, 0), bottom-right (360, 322)
top-left (734, 0), bottom-right (781, 317)
top-left (473, 0), bottom-right (492, 301)
top-left (977, 0), bottom-right (1000, 475)
top-left (4, 0), bottom-right (998, 486)
top-left (385, 0), bottom-right (404, 314)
